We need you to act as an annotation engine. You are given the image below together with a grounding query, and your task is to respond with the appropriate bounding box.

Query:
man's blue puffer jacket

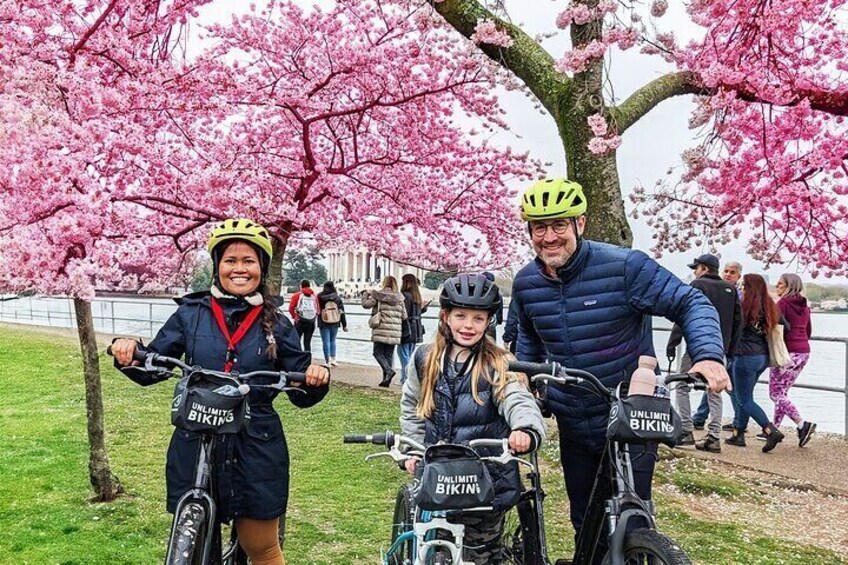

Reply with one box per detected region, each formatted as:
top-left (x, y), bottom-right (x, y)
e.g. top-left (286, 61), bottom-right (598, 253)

top-left (512, 240), bottom-right (724, 450)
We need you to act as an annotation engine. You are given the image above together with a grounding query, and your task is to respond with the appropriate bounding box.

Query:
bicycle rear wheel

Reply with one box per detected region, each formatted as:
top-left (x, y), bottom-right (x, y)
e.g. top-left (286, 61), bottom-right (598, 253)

top-left (601, 529), bottom-right (692, 565)
top-left (500, 496), bottom-right (542, 565)
top-left (387, 484), bottom-right (416, 565)
top-left (167, 502), bottom-right (208, 565)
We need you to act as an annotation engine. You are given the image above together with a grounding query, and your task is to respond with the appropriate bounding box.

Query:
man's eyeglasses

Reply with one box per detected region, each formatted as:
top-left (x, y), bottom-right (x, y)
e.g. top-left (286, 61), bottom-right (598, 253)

top-left (530, 220), bottom-right (572, 237)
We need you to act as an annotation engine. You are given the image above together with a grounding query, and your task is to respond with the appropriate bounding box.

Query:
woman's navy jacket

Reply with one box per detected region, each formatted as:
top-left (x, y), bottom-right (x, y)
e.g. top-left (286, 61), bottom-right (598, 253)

top-left (512, 241), bottom-right (724, 450)
top-left (120, 291), bottom-right (327, 521)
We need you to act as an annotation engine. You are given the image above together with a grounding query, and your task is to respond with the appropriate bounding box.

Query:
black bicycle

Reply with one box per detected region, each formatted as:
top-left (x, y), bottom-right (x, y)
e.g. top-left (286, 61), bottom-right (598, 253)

top-left (108, 346), bottom-right (305, 565)
top-left (504, 361), bottom-right (702, 565)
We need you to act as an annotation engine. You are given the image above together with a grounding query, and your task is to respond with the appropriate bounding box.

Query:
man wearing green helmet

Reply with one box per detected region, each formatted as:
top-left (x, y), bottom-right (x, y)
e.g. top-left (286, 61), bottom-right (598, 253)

top-left (511, 178), bottom-right (730, 557)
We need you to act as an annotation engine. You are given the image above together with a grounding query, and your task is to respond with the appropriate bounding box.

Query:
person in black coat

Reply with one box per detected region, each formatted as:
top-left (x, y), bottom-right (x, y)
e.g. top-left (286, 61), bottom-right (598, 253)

top-left (111, 219), bottom-right (329, 565)
top-left (667, 253), bottom-right (741, 451)
top-left (398, 273), bottom-right (430, 383)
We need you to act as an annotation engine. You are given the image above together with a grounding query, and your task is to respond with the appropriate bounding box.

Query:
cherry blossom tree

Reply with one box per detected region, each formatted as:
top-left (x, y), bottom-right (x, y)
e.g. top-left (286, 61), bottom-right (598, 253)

top-left (423, 0), bottom-right (848, 275)
top-left (0, 0), bottom-right (539, 497)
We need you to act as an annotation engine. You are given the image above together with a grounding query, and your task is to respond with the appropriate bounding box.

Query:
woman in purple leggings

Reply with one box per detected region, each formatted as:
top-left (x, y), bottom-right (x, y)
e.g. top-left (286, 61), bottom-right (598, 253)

top-left (769, 274), bottom-right (816, 447)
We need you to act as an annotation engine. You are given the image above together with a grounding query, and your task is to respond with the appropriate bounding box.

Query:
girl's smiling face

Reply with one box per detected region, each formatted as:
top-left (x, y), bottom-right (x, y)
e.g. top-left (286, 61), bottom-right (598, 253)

top-left (445, 307), bottom-right (490, 347)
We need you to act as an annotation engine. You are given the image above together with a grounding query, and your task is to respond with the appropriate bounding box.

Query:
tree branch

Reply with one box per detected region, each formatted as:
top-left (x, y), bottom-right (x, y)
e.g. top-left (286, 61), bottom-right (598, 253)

top-left (611, 70), bottom-right (848, 134)
top-left (426, 0), bottom-right (568, 114)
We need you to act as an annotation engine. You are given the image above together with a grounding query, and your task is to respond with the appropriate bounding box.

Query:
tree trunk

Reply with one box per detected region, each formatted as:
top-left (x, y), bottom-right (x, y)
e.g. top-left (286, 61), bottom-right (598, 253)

top-left (558, 2), bottom-right (632, 247)
top-left (73, 298), bottom-right (124, 502)
top-left (266, 231), bottom-right (290, 297)
top-left (428, 0), bottom-right (633, 247)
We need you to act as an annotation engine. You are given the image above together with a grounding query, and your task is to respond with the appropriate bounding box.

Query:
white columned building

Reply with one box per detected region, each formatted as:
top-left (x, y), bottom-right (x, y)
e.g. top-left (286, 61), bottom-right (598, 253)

top-left (326, 250), bottom-right (427, 297)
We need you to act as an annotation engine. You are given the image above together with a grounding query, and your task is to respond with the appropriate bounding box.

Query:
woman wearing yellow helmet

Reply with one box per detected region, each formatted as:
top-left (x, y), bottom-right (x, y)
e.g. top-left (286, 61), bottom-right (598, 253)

top-left (112, 219), bottom-right (329, 565)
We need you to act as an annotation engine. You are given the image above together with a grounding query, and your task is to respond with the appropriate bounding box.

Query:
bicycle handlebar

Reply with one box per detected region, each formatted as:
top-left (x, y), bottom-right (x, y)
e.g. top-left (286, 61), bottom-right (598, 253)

top-left (508, 360), bottom-right (612, 400)
top-left (664, 372), bottom-right (708, 390)
top-left (107, 346), bottom-right (308, 387)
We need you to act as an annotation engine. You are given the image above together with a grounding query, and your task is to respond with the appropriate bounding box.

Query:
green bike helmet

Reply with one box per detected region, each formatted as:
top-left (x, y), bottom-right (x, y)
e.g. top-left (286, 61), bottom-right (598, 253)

top-left (520, 178), bottom-right (587, 221)
top-left (207, 218), bottom-right (274, 276)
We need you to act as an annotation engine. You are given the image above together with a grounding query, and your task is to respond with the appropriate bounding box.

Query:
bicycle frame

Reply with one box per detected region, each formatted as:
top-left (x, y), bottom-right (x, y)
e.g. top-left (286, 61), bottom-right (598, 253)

top-left (509, 360), bottom-right (704, 565)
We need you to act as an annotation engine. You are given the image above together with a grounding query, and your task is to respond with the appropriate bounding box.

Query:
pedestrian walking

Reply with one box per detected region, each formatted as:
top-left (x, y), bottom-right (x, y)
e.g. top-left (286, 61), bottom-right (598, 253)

top-left (398, 274), bottom-right (429, 384)
top-left (726, 274), bottom-right (787, 453)
top-left (667, 253), bottom-right (741, 453)
top-left (317, 281), bottom-right (347, 367)
top-left (288, 280), bottom-right (319, 352)
top-left (768, 274), bottom-right (816, 446)
top-left (362, 275), bottom-right (407, 387)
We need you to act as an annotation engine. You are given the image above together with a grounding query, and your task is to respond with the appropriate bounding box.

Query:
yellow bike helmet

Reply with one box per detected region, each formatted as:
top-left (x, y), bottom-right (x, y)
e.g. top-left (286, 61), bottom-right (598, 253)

top-left (520, 178), bottom-right (587, 220)
top-left (207, 218), bottom-right (274, 275)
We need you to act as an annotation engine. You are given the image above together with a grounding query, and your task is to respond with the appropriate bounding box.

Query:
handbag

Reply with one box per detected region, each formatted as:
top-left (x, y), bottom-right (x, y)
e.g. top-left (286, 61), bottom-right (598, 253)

top-left (767, 324), bottom-right (792, 367)
top-left (171, 373), bottom-right (250, 434)
top-left (606, 382), bottom-right (682, 447)
top-left (368, 301), bottom-right (382, 329)
top-left (414, 444), bottom-right (495, 511)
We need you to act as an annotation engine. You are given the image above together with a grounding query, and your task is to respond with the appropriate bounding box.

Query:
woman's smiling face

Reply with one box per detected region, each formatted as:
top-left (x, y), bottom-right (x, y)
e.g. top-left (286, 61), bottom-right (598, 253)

top-left (218, 241), bottom-right (261, 295)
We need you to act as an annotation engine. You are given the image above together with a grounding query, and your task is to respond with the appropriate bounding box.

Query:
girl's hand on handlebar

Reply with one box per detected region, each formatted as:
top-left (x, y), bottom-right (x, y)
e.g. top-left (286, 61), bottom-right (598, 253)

top-left (112, 339), bottom-right (140, 367)
top-left (509, 430), bottom-right (532, 454)
top-left (302, 364), bottom-right (330, 387)
top-left (404, 457), bottom-right (420, 475)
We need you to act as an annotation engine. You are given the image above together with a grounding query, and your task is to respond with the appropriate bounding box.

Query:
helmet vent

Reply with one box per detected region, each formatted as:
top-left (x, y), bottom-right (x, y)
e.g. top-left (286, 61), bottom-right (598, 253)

top-left (541, 191), bottom-right (549, 207)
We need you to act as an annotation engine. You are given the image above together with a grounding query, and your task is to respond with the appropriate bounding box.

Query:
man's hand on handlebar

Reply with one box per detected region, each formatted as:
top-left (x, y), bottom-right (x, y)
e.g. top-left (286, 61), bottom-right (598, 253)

top-left (689, 359), bottom-right (732, 392)
top-left (111, 338), bottom-right (141, 367)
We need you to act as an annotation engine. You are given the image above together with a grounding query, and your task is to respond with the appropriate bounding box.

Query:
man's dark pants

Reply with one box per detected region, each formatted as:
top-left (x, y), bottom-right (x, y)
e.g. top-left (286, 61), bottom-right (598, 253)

top-left (558, 420), bottom-right (657, 564)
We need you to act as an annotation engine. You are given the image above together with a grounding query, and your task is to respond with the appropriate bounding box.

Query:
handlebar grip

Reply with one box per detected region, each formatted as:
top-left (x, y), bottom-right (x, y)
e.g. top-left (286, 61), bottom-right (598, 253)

top-left (665, 372), bottom-right (708, 389)
top-left (106, 345), bottom-right (149, 363)
top-left (285, 372), bottom-right (307, 384)
top-left (343, 435), bottom-right (368, 444)
top-left (508, 361), bottom-right (556, 376)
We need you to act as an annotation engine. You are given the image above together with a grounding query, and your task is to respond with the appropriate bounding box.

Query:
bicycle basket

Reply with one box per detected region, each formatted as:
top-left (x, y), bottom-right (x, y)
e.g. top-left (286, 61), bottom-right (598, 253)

top-left (606, 382), bottom-right (682, 447)
top-left (414, 444), bottom-right (495, 511)
top-left (171, 374), bottom-right (250, 434)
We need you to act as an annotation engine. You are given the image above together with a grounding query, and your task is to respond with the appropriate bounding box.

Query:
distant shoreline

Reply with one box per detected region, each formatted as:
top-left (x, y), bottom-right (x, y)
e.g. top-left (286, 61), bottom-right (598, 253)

top-left (812, 309), bottom-right (848, 314)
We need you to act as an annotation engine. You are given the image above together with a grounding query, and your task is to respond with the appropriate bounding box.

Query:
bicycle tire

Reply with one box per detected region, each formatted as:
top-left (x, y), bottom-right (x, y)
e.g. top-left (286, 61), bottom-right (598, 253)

top-left (601, 528), bottom-right (692, 565)
top-left (387, 484), bottom-right (416, 565)
top-left (167, 502), bottom-right (208, 565)
top-left (500, 496), bottom-right (542, 565)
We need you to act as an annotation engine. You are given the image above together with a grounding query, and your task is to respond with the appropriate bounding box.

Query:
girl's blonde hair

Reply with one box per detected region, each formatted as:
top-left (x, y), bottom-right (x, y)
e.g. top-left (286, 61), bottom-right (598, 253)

top-left (382, 275), bottom-right (398, 292)
top-left (416, 312), bottom-right (522, 419)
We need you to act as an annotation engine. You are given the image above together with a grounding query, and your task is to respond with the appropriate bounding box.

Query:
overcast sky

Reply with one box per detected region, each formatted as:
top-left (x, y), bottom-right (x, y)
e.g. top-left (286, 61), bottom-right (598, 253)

top-left (194, 1), bottom-right (846, 285)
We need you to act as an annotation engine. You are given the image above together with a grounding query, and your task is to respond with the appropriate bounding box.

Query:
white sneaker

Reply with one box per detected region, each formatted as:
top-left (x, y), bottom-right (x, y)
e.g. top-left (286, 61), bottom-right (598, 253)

top-left (329, 357), bottom-right (338, 367)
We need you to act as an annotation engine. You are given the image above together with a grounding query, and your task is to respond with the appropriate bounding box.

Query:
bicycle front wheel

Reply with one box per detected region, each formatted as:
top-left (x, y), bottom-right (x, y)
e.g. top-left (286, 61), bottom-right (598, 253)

top-left (167, 502), bottom-right (208, 565)
top-left (387, 484), bottom-right (416, 565)
top-left (500, 496), bottom-right (542, 565)
top-left (601, 529), bottom-right (692, 565)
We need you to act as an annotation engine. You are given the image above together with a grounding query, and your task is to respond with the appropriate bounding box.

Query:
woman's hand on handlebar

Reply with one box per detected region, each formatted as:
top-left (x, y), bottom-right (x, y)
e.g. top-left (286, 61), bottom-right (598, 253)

top-left (298, 364), bottom-right (329, 387)
top-left (404, 457), bottom-right (420, 476)
top-left (509, 430), bottom-right (532, 454)
top-left (111, 339), bottom-right (141, 367)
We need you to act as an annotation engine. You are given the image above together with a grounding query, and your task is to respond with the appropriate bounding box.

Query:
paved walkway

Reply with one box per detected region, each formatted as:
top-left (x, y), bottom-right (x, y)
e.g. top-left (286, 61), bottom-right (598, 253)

top-left (7, 321), bottom-right (847, 495)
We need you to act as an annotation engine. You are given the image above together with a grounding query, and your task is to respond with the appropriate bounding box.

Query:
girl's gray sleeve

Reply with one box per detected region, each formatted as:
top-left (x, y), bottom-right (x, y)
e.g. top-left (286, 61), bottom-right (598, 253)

top-left (496, 374), bottom-right (547, 443)
top-left (400, 349), bottom-right (426, 445)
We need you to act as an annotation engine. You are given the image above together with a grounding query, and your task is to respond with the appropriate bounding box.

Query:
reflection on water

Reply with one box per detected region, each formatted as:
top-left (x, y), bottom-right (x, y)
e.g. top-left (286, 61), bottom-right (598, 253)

top-left (3, 295), bottom-right (847, 433)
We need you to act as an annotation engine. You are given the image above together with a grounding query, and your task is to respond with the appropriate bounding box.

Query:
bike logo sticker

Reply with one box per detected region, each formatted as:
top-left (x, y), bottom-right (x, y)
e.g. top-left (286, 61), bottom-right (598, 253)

top-left (628, 408), bottom-right (674, 433)
top-left (434, 473), bottom-right (482, 496)
top-left (187, 402), bottom-right (235, 426)
top-left (608, 404), bottom-right (619, 428)
top-left (172, 394), bottom-right (183, 411)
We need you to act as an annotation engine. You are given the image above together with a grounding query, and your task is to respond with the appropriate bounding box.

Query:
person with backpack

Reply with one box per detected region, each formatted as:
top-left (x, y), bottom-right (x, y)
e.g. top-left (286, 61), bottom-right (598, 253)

top-left (288, 279), bottom-right (319, 352)
top-left (400, 273), bottom-right (546, 563)
top-left (317, 281), bottom-right (347, 367)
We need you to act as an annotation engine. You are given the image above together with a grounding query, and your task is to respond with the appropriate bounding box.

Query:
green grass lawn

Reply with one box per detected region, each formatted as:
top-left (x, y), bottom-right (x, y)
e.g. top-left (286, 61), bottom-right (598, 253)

top-left (0, 326), bottom-right (842, 564)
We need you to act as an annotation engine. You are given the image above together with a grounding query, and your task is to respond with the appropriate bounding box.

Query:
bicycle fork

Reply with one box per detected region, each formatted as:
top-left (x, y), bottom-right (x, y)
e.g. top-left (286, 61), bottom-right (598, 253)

top-left (166, 436), bottom-right (219, 564)
top-left (604, 443), bottom-right (656, 565)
